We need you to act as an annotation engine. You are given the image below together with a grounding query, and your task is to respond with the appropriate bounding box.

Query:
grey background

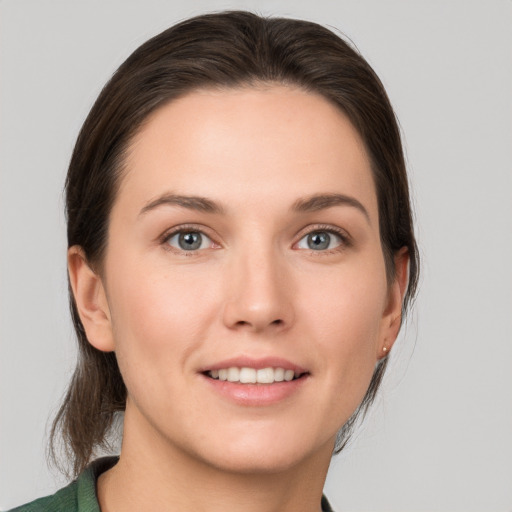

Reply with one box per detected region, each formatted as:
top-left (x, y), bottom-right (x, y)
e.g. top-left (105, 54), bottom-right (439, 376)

top-left (1, 0), bottom-right (511, 510)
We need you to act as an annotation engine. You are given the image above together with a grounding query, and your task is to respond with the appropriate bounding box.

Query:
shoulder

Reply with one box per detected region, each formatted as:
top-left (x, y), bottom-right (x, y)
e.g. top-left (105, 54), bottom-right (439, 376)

top-left (6, 457), bottom-right (118, 512)
top-left (6, 479), bottom-right (80, 512)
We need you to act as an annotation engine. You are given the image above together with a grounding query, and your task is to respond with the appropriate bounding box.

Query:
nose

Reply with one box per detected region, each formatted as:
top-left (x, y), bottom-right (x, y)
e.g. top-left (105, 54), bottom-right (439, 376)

top-left (222, 244), bottom-right (294, 334)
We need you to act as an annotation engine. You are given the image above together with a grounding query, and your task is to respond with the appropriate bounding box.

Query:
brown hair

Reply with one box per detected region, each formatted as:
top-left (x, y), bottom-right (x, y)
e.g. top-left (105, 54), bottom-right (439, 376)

top-left (51, 10), bottom-right (419, 477)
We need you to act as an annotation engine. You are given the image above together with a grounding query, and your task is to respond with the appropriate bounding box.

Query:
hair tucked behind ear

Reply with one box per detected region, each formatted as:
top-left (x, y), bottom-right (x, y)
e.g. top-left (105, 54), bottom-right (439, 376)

top-left (51, 10), bottom-right (419, 476)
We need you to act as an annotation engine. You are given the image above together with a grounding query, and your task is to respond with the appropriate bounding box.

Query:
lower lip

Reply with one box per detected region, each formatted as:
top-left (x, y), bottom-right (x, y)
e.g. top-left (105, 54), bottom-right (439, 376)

top-left (201, 374), bottom-right (308, 406)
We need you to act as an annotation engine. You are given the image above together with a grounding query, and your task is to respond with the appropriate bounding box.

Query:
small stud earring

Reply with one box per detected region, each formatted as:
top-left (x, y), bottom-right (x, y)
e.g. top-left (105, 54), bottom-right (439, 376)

top-left (383, 346), bottom-right (388, 354)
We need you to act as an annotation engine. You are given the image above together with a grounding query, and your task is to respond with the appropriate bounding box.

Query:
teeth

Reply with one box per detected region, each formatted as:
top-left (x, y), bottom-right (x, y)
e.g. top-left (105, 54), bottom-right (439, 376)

top-left (227, 367), bottom-right (240, 382)
top-left (256, 368), bottom-right (274, 384)
top-left (274, 368), bottom-right (284, 382)
top-left (208, 366), bottom-right (302, 384)
top-left (239, 367), bottom-right (256, 383)
top-left (284, 369), bottom-right (295, 382)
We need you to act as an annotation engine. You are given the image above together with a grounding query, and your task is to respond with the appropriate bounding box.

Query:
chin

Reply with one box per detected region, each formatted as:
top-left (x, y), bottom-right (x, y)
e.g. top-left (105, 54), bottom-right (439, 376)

top-left (186, 428), bottom-right (336, 475)
top-left (204, 449), bottom-right (310, 475)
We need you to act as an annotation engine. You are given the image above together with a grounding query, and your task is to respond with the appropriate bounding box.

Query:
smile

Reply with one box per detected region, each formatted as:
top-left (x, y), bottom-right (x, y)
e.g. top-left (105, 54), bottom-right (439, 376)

top-left (207, 367), bottom-right (303, 384)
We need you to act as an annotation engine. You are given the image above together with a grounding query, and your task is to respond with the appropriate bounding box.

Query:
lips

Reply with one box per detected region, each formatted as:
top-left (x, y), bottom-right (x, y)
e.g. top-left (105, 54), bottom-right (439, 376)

top-left (200, 356), bottom-right (309, 401)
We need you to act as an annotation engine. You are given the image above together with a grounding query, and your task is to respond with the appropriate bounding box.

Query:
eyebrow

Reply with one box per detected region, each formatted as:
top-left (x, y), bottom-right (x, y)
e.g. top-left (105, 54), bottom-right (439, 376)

top-left (292, 193), bottom-right (370, 223)
top-left (139, 194), bottom-right (225, 216)
top-left (139, 192), bottom-right (370, 223)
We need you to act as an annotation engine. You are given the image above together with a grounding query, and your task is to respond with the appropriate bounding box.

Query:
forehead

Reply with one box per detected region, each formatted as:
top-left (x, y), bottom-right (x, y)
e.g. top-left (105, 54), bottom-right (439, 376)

top-left (118, 85), bottom-right (377, 219)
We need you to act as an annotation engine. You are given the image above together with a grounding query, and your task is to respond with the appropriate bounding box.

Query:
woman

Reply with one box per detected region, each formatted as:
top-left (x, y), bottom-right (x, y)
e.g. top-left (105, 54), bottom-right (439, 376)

top-left (9, 11), bottom-right (418, 512)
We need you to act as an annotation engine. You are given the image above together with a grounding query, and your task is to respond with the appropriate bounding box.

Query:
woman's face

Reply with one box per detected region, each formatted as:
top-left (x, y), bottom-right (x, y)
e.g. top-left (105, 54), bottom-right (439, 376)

top-left (76, 85), bottom-right (404, 473)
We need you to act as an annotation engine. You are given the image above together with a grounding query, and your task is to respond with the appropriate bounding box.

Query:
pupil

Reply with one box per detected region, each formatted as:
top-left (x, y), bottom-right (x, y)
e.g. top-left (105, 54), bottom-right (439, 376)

top-left (179, 232), bottom-right (201, 250)
top-left (308, 232), bottom-right (330, 250)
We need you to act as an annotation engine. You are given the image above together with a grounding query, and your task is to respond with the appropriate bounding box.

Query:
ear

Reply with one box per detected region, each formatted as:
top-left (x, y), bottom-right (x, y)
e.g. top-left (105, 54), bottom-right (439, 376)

top-left (68, 246), bottom-right (115, 352)
top-left (377, 247), bottom-right (410, 359)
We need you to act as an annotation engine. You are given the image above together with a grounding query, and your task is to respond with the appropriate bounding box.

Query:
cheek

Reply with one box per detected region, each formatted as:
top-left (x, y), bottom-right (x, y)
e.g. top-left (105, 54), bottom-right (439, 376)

top-left (297, 261), bottom-right (388, 404)
top-left (300, 260), bottom-right (387, 346)
top-left (105, 258), bottom-right (221, 379)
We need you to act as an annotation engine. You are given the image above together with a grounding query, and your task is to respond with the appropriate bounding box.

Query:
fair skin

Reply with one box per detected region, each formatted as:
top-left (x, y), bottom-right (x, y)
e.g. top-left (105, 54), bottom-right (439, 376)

top-left (68, 85), bottom-right (408, 512)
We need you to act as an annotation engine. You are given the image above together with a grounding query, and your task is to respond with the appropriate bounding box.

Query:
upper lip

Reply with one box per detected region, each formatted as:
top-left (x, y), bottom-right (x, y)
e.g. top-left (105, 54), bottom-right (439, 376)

top-left (199, 356), bottom-right (308, 375)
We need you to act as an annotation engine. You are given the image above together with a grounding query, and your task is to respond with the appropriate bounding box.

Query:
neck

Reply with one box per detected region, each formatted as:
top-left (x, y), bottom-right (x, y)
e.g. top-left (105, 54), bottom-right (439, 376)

top-left (97, 405), bottom-right (333, 512)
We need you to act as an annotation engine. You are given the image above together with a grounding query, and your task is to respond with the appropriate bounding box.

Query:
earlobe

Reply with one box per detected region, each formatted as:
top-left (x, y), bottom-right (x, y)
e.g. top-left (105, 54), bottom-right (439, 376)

top-left (378, 247), bottom-right (410, 359)
top-left (67, 246), bottom-right (115, 352)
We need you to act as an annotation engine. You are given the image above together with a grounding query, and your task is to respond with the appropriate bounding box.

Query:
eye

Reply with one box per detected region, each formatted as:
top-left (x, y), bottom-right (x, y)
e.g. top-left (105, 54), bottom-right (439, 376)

top-left (166, 230), bottom-right (214, 251)
top-left (296, 230), bottom-right (344, 251)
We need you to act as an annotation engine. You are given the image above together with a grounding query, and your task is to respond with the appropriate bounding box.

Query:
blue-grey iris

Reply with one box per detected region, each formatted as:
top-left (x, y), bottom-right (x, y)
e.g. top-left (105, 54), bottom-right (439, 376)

top-left (179, 232), bottom-right (202, 250)
top-left (308, 232), bottom-right (330, 250)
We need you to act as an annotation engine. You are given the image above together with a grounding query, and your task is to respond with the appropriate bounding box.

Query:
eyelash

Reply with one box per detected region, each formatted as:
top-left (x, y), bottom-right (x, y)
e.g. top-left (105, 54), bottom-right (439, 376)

top-left (159, 224), bottom-right (351, 255)
top-left (160, 224), bottom-right (218, 255)
top-left (294, 224), bottom-right (352, 254)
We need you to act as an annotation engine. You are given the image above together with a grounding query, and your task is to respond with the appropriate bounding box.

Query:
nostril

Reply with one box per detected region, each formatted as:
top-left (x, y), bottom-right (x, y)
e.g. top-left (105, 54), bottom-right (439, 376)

top-left (233, 318), bottom-right (284, 329)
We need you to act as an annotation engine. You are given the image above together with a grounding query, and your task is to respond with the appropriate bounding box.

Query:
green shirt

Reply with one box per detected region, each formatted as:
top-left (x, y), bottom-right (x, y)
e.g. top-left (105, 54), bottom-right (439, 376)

top-left (8, 457), bottom-right (334, 511)
top-left (7, 457), bottom-right (117, 512)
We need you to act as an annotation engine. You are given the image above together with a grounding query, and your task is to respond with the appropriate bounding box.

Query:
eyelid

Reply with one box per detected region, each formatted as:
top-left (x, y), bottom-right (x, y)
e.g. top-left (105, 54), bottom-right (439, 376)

top-left (157, 223), bottom-right (351, 253)
top-left (159, 224), bottom-right (221, 252)
top-left (293, 224), bottom-right (352, 250)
